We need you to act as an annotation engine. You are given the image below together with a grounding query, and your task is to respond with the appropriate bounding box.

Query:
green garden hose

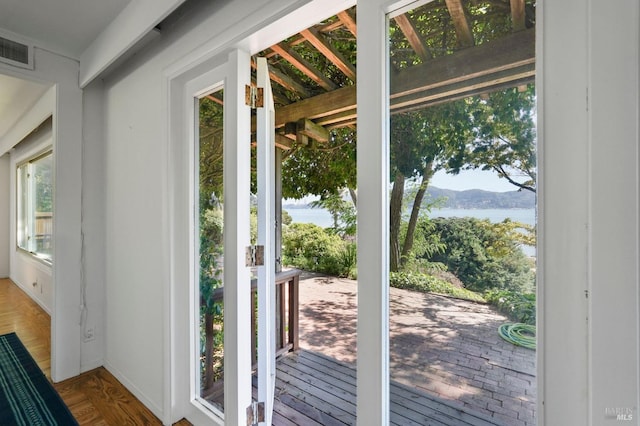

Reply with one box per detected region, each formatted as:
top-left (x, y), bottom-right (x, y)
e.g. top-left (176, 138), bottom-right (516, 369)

top-left (498, 323), bottom-right (536, 350)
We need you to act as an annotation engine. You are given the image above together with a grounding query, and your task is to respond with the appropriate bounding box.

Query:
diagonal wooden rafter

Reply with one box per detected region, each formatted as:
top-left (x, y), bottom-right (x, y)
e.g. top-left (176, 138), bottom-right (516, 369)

top-left (337, 10), bottom-right (357, 37)
top-left (251, 58), bottom-right (311, 98)
top-left (270, 43), bottom-right (338, 91)
top-left (300, 27), bottom-right (356, 81)
top-left (510, 0), bottom-right (526, 31)
top-left (318, 20), bottom-right (344, 33)
top-left (271, 29), bottom-right (535, 129)
top-left (444, 0), bottom-right (475, 48)
top-left (393, 14), bottom-right (432, 63)
top-left (205, 94), bottom-right (223, 106)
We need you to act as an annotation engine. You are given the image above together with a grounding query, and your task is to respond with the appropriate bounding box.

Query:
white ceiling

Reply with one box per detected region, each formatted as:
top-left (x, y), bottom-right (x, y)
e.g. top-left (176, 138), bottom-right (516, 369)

top-left (0, 0), bottom-right (132, 144)
top-left (0, 0), bottom-right (132, 59)
top-left (0, 74), bottom-right (49, 144)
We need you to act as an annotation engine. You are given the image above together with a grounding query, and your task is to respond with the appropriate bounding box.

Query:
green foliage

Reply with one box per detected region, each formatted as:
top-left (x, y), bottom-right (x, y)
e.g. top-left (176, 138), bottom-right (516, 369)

top-left (428, 217), bottom-right (535, 293)
top-left (281, 127), bottom-right (356, 200)
top-left (33, 155), bottom-right (53, 213)
top-left (199, 97), bottom-right (224, 202)
top-left (399, 213), bottom-right (446, 272)
top-left (390, 103), bottom-right (475, 182)
top-left (199, 208), bottom-right (224, 314)
top-left (485, 289), bottom-right (536, 325)
top-left (282, 223), bottom-right (356, 278)
top-left (462, 85), bottom-right (537, 192)
top-left (389, 271), bottom-right (485, 303)
top-left (310, 192), bottom-right (356, 237)
top-left (282, 209), bottom-right (293, 226)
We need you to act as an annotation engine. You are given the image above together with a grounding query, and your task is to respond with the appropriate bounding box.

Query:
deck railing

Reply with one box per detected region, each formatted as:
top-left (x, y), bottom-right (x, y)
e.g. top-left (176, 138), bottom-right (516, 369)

top-left (208, 269), bottom-right (300, 366)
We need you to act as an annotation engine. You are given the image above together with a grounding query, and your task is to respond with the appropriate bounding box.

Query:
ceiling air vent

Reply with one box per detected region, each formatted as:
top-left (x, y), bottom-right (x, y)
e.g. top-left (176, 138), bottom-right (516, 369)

top-left (0, 33), bottom-right (34, 70)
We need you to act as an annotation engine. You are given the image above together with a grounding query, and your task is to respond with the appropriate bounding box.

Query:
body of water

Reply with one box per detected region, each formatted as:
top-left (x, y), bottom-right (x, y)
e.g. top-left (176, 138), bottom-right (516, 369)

top-left (285, 206), bottom-right (537, 256)
top-left (428, 208), bottom-right (536, 226)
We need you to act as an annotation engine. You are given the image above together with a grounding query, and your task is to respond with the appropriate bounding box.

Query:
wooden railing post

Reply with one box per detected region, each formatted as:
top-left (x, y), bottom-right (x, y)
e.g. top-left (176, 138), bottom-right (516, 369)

top-left (251, 286), bottom-right (257, 366)
top-left (288, 274), bottom-right (299, 351)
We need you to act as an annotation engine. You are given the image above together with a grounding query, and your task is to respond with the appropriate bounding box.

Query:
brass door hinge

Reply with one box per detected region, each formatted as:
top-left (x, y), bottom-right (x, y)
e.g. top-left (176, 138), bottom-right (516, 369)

top-left (246, 401), bottom-right (265, 425)
top-left (246, 245), bottom-right (265, 267)
top-left (245, 85), bottom-right (264, 108)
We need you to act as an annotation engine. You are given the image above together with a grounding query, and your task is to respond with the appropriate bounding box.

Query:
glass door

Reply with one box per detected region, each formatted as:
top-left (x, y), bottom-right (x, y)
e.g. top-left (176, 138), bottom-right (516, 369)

top-left (186, 50), bottom-right (277, 426)
top-left (187, 49), bottom-right (253, 425)
top-left (255, 56), bottom-right (277, 425)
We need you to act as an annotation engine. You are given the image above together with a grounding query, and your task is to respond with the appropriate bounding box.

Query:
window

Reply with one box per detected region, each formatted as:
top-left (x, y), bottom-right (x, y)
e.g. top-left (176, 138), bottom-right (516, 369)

top-left (17, 151), bottom-right (53, 262)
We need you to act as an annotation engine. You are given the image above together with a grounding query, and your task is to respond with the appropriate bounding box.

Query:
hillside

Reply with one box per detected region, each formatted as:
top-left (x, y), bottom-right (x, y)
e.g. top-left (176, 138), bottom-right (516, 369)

top-left (426, 186), bottom-right (535, 209)
top-left (283, 187), bottom-right (536, 210)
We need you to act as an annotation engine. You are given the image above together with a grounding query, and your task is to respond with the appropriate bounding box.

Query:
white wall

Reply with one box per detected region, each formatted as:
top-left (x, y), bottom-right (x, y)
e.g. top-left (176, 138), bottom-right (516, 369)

top-left (78, 80), bottom-right (107, 373)
top-left (9, 119), bottom-right (53, 312)
top-left (98, 0), bottom-right (357, 421)
top-left (10, 254), bottom-right (53, 311)
top-left (587, 0), bottom-right (638, 420)
top-left (0, 154), bottom-right (9, 278)
top-left (11, 0), bottom-right (629, 423)
top-left (100, 0), bottom-right (272, 418)
top-left (0, 49), bottom-right (85, 383)
top-left (539, 0), bottom-right (640, 424)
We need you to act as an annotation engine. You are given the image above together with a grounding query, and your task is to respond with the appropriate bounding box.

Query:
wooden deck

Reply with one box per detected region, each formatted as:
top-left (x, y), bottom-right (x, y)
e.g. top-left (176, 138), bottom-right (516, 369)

top-left (264, 349), bottom-right (503, 426)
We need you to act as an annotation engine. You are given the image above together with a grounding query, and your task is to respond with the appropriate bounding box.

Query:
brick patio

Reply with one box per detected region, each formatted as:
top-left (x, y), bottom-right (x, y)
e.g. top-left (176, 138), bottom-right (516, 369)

top-left (297, 272), bottom-right (536, 426)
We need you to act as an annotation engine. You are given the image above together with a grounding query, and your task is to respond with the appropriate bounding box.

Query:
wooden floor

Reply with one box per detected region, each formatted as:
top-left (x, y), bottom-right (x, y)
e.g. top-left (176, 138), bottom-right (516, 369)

top-left (1, 277), bottom-right (503, 425)
top-left (269, 349), bottom-right (502, 426)
top-left (0, 278), bottom-right (190, 426)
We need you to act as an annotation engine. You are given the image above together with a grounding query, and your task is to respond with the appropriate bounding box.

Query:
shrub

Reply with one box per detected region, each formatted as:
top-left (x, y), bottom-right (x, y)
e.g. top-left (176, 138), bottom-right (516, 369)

top-left (282, 222), bottom-right (356, 277)
top-left (485, 289), bottom-right (536, 325)
top-left (427, 217), bottom-right (535, 293)
top-left (389, 271), bottom-right (485, 303)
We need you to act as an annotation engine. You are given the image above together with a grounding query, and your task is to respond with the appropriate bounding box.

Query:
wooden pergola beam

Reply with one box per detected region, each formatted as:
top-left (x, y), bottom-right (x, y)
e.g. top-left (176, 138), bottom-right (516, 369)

top-left (205, 94), bottom-right (223, 105)
top-left (444, 0), bottom-right (475, 47)
top-left (275, 133), bottom-right (294, 150)
top-left (251, 59), bottom-right (310, 98)
top-left (318, 20), bottom-right (344, 34)
top-left (392, 65), bottom-right (534, 112)
top-left (510, 0), bottom-right (526, 31)
top-left (271, 43), bottom-right (337, 91)
top-left (393, 14), bottom-right (431, 62)
top-left (322, 74), bottom-right (533, 128)
top-left (274, 29), bottom-right (534, 128)
top-left (337, 10), bottom-right (357, 37)
top-left (300, 27), bottom-right (356, 81)
top-left (275, 85), bottom-right (355, 127)
top-left (391, 29), bottom-right (534, 97)
top-left (297, 118), bottom-right (329, 142)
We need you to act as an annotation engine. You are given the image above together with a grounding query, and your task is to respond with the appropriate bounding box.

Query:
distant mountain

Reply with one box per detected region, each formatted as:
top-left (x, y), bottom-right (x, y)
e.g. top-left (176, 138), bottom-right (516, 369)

top-left (283, 186), bottom-right (535, 210)
top-left (427, 186), bottom-right (535, 209)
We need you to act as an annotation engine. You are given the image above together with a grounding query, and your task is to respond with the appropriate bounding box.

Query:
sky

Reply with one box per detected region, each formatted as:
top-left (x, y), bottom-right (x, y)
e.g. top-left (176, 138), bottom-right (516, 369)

top-left (430, 168), bottom-right (520, 192)
top-left (286, 168), bottom-right (520, 204)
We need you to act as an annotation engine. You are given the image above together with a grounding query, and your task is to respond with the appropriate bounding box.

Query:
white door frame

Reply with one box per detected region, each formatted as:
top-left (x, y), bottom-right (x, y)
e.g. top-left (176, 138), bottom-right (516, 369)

top-left (165, 2), bottom-right (356, 424)
top-left (169, 48), bottom-right (252, 426)
top-left (256, 56), bottom-right (277, 426)
top-left (355, 0), bottom-right (639, 424)
top-left (163, 0), bottom-right (640, 423)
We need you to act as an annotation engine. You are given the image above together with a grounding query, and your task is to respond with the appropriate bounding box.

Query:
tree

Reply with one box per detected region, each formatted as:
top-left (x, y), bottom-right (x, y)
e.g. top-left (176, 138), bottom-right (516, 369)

top-left (461, 85), bottom-right (537, 192)
top-left (389, 101), bottom-right (476, 271)
top-left (200, 2), bottom-right (539, 277)
top-left (310, 191), bottom-right (356, 237)
top-left (281, 127), bottom-right (357, 201)
top-left (198, 97), bottom-right (224, 207)
top-left (197, 96), bottom-right (226, 390)
top-left (428, 217), bottom-right (535, 293)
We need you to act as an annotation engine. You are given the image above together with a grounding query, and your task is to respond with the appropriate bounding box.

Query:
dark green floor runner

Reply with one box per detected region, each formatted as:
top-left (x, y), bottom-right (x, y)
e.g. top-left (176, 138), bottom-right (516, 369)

top-left (0, 332), bottom-right (77, 425)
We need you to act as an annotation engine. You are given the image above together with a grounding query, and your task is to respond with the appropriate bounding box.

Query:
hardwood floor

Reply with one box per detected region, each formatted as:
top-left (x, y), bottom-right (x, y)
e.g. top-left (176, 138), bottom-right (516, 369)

top-left (0, 278), bottom-right (191, 426)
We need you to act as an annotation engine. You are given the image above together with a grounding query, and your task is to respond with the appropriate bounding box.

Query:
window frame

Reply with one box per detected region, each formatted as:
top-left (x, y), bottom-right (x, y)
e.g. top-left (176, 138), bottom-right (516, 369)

top-left (16, 148), bottom-right (54, 265)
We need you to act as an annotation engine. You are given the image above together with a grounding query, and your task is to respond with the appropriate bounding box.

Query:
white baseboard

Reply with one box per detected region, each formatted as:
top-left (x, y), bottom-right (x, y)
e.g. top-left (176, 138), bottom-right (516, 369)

top-left (9, 275), bottom-right (52, 315)
top-left (103, 360), bottom-right (165, 422)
